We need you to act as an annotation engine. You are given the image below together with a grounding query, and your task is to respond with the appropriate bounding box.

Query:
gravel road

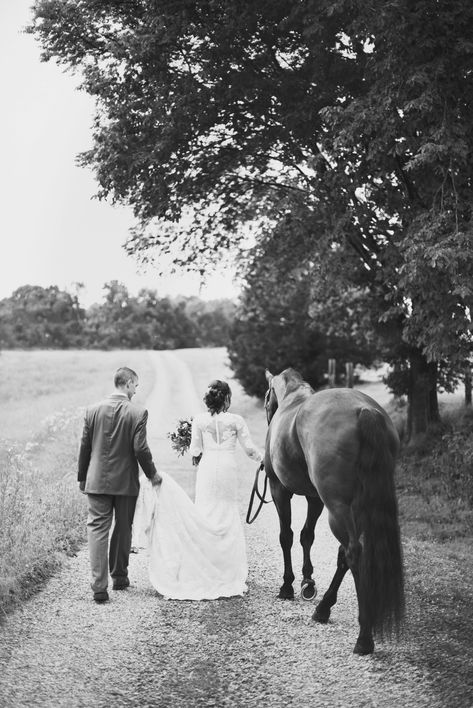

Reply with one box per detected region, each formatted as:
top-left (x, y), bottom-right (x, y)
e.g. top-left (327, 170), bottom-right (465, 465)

top-left (0, 352), bottom-right (453, 707)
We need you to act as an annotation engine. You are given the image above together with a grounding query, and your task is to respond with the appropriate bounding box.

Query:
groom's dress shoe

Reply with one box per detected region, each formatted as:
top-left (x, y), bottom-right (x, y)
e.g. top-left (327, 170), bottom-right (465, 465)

top-left (113, 578), bottom-right (130, 590)
top-left (93, 591), bottom-right (109, 603)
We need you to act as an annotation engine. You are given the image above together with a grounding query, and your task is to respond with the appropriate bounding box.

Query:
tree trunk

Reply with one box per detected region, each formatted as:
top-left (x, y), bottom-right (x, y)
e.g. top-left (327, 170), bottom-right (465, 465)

top-left (407, 349), bottom-right (439, 441)
top-left (428, 361), bottom-right (440, 423)
top-left (465, 366), bottom-right (472, 406)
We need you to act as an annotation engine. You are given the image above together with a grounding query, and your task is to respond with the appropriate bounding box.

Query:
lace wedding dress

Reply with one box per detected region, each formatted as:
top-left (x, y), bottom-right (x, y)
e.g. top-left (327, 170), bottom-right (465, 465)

top-left (141, 411), bottom-right (263, 600)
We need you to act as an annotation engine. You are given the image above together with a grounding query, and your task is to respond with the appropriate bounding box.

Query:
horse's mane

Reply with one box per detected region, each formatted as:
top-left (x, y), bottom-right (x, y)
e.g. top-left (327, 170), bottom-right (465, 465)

top-left (281, 368), bottom-right (314, 395)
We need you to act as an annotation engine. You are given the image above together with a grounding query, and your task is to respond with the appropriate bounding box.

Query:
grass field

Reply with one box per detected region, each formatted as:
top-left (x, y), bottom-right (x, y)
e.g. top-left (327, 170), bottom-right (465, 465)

top-left (0, 350), bottom-right (156, 611)
top-left (0, 350), bottom-right (156, 442)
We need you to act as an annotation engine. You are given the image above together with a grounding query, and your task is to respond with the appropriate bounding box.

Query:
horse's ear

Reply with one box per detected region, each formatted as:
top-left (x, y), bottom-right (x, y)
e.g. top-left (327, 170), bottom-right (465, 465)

top-left (265, 369), bottom-right (273, 383)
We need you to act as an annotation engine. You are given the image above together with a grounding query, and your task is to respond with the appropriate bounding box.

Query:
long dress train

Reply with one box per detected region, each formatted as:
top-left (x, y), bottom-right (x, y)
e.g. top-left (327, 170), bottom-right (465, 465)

top-left (142, 411), bottom-right (263, 600)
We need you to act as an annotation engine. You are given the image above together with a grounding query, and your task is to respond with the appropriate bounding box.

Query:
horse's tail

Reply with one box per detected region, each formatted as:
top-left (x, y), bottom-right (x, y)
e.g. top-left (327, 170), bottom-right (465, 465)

top-left (355, 407), bottom-right (405, 638)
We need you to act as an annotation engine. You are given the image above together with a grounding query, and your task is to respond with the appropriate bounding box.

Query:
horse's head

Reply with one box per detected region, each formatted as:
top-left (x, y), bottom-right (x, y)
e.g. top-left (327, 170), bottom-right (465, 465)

top-left (264, 369), bottom-right (278, 423)
top-left (264, 368), bottom-right (313, 424)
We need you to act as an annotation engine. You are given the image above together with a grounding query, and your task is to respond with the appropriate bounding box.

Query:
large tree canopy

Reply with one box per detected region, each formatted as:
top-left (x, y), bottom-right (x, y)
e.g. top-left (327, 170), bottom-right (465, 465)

top-left (29, 0), bottom-right (473, 435)
top-left (29, 0), bottom-right (383, 265)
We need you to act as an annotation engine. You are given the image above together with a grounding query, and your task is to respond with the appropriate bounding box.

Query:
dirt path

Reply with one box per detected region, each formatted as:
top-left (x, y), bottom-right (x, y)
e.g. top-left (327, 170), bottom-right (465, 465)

top-left (0, 351), bottom-right (459, 707)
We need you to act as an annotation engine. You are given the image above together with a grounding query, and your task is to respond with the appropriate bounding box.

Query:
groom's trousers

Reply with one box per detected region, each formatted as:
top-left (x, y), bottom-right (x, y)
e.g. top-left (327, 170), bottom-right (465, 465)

top-left (87, 494), bottom-right (137, 592)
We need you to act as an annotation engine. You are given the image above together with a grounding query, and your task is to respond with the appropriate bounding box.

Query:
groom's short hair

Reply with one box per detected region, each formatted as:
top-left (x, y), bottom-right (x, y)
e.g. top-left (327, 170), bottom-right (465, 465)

top-left (114, 367), bottom-right (138, 388)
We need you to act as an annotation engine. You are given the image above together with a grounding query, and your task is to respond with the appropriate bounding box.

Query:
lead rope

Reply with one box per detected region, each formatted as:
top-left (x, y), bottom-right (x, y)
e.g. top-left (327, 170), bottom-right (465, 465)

top-left (246, 462), bottom-right (272, 524)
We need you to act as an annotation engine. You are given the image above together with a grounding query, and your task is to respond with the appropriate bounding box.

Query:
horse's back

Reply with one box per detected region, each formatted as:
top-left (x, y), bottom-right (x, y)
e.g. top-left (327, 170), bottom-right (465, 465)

top-left (295, 388), bottom-right (399, 504)
top-left (299, 388), bottom-right (397, 443)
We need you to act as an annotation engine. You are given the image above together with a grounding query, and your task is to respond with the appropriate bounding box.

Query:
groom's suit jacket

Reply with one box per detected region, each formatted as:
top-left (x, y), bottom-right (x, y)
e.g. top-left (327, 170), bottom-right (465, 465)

top-left (78, 393), bottom-right (158, 496)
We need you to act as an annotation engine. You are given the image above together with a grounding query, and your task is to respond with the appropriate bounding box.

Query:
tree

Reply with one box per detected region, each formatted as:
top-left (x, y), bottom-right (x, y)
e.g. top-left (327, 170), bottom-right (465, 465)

top-left (84, 280), bottom-right (135, 348)
top-left (229, 210), bottom-right (379, 397)
top-left (29, 0), bottom-right (473, 438)
top-left (181, 297), bottom-right (236, 347)
top-left (84, 282), bottom-right (200, 349)
top-left (315, 0), bottom-right (473, 437)
top-left (0, 285), bottom-right (85, 348)
top-left (0, 281), bottom-right (233, 351)
top-left (147, 295), bottom-right (199, 349)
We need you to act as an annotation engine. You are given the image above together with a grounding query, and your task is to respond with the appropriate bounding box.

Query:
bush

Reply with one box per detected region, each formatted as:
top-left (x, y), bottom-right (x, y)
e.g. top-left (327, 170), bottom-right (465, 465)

top-left (428, 413), bottom-right (473, 506)
top-left (397, 407), bottom-right (473, 539)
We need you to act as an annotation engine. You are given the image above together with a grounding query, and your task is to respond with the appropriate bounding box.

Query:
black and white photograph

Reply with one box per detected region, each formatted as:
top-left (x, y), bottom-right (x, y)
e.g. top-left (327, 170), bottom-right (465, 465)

top-left (1, 1), bottom-right (472, 706)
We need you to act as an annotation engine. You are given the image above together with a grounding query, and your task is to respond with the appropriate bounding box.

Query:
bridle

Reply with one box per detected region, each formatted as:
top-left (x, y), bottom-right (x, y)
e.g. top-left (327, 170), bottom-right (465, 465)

top-left (264, 388), bottom-right (270, 420)
top-left (264, 381), bottom-right (277, 424)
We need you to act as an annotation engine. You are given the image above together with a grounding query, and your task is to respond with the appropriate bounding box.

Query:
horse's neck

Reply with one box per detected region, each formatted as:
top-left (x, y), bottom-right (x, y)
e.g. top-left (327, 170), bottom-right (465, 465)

top-left (281, 387), bottom-right (312, 409)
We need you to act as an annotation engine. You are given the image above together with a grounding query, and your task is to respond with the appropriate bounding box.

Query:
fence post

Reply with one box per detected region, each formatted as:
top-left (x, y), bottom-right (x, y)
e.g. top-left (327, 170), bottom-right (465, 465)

top-left (345, 362), bottom-right (354, 388)
top-left (328, 358), bottom-right (336, 388)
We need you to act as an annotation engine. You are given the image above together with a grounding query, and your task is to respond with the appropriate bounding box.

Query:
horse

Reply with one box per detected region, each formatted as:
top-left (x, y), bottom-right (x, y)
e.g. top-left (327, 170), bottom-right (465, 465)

top-left (264, 367), bottom-right (404, 655)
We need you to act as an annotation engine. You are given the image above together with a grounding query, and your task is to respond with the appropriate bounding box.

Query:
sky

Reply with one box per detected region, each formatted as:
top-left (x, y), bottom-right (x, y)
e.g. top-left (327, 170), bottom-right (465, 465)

top-left (0, 0), bottom-right (238, 306)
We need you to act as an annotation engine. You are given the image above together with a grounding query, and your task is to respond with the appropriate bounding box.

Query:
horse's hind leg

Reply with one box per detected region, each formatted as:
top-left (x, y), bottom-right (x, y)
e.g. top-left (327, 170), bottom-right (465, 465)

top-left (313, 545), bottom-right (349, 623)
top-left (269, 476), bottom-right (295, 599)
top-left (345, 540), bottom-right (374, 655)
top-left (319, 509), bottom-right (374, 653)
top-left (300, 496), bottom-right (324, 600)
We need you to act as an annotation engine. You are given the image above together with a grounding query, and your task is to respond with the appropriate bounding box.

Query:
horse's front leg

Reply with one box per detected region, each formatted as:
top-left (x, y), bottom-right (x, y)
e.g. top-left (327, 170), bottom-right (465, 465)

top-left (300, 495), bottom-right (324, 600)
top-left (269, 476), bottom-right (295, 599)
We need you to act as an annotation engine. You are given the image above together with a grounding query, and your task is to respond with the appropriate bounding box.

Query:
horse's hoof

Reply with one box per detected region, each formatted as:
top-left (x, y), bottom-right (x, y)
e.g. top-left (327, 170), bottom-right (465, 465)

top-left (278, 587), bottom-right (295, 600)
top-left (312, 605), bottom-right (330, 623)
top-left (353, 638), bottom-right (374, 655)
top-left (301, 580), bottom-right (317, 601)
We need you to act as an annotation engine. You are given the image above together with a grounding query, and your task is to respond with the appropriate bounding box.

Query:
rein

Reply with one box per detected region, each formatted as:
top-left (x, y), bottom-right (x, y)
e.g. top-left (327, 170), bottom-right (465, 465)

top-left (246, 462), bottom-right (272, 524)
top-left (245, 378), bottom-right (276, 524)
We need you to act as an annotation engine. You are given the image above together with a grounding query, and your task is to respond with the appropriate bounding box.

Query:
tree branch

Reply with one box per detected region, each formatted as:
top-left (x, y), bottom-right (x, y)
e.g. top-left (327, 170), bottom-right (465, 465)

top-left (229, 173), bottom-right (311, 194)
top-left (394, 155), bottom-right (427, 208)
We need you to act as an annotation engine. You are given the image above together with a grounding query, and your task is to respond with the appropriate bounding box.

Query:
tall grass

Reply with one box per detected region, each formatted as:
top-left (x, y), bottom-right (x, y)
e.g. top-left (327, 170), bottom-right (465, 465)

top-left (397, 406), bottom-right (473, 540)
top-left (0, 409), bottom-right (86, 609)
top-left (0, 350), bottom-right (156, 612)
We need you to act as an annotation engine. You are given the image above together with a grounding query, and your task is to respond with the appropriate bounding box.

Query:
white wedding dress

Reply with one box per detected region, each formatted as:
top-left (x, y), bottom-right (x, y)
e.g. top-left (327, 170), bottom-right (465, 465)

top-left (138, 411), bottom-right (263, 600)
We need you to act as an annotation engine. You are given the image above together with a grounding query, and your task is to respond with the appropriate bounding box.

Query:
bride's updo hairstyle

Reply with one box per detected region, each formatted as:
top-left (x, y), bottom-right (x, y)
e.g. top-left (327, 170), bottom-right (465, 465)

top-left (204, 380), bottom-right (232, 415)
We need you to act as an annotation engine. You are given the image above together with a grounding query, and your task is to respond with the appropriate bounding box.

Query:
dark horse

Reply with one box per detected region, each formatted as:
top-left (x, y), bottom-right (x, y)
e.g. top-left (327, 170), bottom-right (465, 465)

top-left (264, 368), bottom-right (404, 654)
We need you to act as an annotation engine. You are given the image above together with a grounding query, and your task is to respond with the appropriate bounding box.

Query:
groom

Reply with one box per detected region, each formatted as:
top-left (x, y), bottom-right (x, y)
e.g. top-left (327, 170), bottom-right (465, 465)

top-left (78, 366), bottom-right (162, 603)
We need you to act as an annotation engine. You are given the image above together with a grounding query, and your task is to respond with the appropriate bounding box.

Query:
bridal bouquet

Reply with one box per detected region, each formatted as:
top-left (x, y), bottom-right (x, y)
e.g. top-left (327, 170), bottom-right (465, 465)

top-left (168, 418), bottom-right (192, 456)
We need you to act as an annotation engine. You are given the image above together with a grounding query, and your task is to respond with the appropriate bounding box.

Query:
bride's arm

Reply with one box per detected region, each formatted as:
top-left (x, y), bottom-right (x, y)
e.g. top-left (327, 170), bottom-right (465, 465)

top-left (235, 416), bottom-right (264, 464)
top-left (189, 416), bottom-right (203, 465)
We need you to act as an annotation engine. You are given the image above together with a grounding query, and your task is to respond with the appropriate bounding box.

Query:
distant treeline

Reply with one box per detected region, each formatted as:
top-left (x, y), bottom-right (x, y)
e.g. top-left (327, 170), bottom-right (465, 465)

top-left (0, 282), bottom-right (236, 350)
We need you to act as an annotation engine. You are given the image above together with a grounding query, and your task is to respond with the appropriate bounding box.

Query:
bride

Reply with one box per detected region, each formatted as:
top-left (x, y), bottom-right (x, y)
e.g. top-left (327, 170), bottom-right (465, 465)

top-left (139, 380), bottom-right (263, 600)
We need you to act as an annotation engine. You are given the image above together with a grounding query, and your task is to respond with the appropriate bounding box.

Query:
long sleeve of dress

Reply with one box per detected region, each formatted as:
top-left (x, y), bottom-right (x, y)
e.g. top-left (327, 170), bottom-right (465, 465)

top-left (189, 416), bottom-right (203, 457)
top-left (235, 416), bottom-right (263, 463)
